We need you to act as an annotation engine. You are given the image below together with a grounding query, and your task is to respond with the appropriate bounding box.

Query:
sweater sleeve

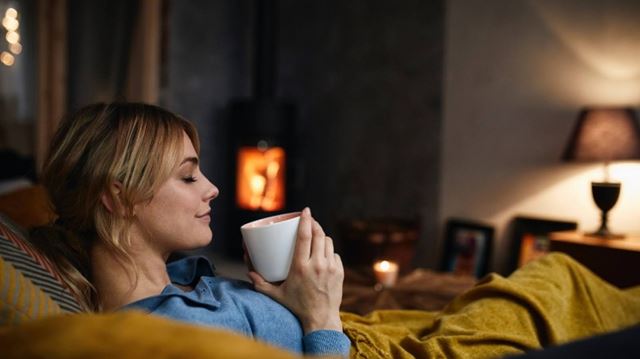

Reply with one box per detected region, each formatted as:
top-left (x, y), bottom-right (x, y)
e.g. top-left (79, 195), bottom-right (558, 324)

top-left (302, 330), bottom-right (351, 356)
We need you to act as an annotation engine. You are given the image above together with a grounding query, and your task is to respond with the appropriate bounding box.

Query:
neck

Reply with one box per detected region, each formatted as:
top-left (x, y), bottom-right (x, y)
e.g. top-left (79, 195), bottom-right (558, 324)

top-left (91, 241), bottom-right (171, 311)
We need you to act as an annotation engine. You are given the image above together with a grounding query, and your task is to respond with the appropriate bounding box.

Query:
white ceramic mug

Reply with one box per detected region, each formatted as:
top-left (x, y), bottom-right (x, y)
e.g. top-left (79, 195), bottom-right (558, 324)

top-left (241, 211), bottom-right (301, 282)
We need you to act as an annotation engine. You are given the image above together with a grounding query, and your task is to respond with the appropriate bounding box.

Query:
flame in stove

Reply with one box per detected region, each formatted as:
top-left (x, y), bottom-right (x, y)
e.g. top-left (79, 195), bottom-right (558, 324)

top-left (236, 146), bottom-right (285, 211)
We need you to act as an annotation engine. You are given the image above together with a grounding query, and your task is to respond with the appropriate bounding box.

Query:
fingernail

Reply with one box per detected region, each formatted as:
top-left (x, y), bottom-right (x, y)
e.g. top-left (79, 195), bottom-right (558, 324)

top-left (303, 207), bottom-right (310, 215)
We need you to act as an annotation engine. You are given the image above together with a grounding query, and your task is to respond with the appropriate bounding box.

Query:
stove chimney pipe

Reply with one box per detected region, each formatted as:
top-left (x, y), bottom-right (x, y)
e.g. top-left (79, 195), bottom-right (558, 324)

top-left (254, 0), bottom-right (275, 99)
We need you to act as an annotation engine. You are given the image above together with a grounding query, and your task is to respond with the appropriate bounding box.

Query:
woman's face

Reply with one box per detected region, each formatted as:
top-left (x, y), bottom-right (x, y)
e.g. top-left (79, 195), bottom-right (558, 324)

top-left (131, 132), bottom-right (219, 256)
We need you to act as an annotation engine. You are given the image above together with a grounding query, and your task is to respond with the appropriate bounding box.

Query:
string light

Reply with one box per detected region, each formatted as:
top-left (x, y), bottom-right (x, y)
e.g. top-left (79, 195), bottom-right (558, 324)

top-left (5, 8), bottom-right (17, 18)
top-left (2, 17), bottom-right (18, 31)
top-left (1, 51), bottom-right (14, 66)
top-left (1, 7), bottom-right (20, 66)
top-left (6, 31), bottom-right (19, 44)
top-left (9, 42), bottom-right (21, 54)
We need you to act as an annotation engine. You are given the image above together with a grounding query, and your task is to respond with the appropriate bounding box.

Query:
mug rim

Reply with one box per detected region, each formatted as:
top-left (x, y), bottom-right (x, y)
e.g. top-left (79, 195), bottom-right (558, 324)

top-left (241, 211), bottom-right (301, 230)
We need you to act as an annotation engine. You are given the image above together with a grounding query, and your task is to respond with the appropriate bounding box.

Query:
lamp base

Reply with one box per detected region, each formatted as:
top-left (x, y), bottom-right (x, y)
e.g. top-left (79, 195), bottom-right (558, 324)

top-left (585, 229), bottom-right (625, 240)
top-left (590, 182), bottom-right (624, 240)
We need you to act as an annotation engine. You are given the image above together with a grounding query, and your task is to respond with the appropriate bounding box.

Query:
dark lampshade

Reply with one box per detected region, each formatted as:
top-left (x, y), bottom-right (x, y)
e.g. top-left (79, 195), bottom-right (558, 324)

top-left (563, 108), bottom-right (640, 163)
top-left (562, 107), bottom-right (640, 239)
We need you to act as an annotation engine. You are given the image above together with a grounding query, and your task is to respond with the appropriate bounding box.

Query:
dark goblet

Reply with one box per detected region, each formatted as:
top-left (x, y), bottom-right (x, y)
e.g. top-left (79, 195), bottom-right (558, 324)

top-left (590, 182), bottom-right (624, 239)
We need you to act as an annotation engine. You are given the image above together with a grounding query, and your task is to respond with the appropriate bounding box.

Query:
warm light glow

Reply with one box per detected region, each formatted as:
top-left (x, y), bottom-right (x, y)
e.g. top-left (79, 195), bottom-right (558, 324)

top-left (9, 42), bottom-right (20, 54)
top-left (6, 30), bottom-right (19, 44)
top-left (490, 161), bottom-right (640, 242)
top-left (2, 16), bottom-right (18, 31)
top-left (1, 51), bottom-right (14, 66)
top-left (249, 174), bottom-right (267, 208)
top-left (373, 260), bottom-right (399, 288)
top-left (376, 260), bottom-right (391, 272)
top-left (532, 2), bottom-right (640, 80)
top-left (236, 146), bottom-right (286, 212)
top-left (1, 9), bottom-right (20, 62)
top-left (5, 8), bottom-right (17, 19)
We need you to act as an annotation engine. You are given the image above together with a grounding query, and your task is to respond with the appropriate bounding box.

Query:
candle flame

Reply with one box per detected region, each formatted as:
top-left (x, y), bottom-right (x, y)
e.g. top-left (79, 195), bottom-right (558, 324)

top-left (374, 260), bottom-right (398, 272)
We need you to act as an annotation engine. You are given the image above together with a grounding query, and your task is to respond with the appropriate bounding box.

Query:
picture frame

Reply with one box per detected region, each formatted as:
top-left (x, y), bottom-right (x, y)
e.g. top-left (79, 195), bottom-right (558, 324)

top-left (441, 218), bottom-right (494, 278)
top-left (506, 216), bottom-right (577, 273)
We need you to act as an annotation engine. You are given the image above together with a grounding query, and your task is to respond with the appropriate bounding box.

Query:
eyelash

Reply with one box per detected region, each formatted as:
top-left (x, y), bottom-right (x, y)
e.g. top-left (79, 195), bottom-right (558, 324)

top-left (183, 176), bottom-right (197, 183)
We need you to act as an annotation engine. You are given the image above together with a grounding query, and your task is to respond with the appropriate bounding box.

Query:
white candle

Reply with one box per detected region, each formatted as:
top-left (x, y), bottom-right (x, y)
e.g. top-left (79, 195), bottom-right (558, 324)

top-left (373, 260), bottom-right (399, 288)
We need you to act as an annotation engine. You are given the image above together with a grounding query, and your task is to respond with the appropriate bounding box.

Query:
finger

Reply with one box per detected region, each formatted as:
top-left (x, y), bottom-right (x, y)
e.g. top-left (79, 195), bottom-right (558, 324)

top-left (311, 220), bottom-right (326, 258)
top-left (243, 252), bottom-right (255, 271)
top-left (293, 207), bottom-right (312, 262)
top-left (242, 241), bottom-right (255, 270)
top-left (334, 253), bottom-right (343, 268)
top-left (334, 253), bottom-right (344, 276)
top-left (325, 236), bottom-right (334, 259)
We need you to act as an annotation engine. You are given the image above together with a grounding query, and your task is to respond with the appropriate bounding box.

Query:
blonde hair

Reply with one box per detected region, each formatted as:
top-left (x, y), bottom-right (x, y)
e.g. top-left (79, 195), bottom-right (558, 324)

top-left (30, 103), bottom-right (199, 311)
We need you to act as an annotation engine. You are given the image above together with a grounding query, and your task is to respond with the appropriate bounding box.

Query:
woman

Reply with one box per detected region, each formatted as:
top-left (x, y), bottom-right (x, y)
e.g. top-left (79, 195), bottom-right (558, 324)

top-left (31, 102), bottom-right (640, 358)
top-left (31, 102), bottom-right (350, 356)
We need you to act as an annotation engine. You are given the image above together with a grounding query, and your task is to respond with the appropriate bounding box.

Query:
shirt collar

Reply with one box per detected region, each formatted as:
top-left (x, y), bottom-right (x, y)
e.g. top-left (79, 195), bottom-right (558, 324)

top-left (166, 256), bottom-right (216, 286)
top-left (121, 256), bottom-right (220, 311)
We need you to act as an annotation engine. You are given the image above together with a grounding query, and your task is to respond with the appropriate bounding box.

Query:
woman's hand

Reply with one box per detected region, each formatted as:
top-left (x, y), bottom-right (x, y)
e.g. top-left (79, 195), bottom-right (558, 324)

top-left (248, 207), bottom-right (344, 334)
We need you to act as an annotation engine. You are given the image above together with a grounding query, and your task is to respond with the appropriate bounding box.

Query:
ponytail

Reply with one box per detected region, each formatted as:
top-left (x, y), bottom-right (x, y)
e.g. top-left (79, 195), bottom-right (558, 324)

top-left (29, 224), bottom-right (98, 311)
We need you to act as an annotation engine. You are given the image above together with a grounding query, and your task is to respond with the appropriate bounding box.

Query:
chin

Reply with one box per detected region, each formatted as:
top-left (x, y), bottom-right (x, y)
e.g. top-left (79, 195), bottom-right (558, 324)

top-left (195, 230), bottom-right (213, 247)
top-left (182, 240), bottom-right (211, 252)
top-left (178, 231), bottom-right (213, 251)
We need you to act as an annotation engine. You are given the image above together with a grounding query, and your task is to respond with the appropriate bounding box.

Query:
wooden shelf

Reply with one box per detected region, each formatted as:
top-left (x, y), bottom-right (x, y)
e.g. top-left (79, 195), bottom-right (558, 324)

top-left (549, 231), bottom-right (640, 252)
top-left (549, 231), bottom-right (640, 288)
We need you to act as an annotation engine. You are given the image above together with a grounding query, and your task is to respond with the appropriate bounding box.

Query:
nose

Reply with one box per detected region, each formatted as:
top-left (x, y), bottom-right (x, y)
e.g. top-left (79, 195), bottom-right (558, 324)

top-left (203, 177), bottom-right (219, 202)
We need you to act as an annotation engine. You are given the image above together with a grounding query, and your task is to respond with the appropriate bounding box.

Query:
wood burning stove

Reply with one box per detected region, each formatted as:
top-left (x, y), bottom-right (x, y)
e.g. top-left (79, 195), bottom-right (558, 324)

top-left (226, 0), bottom-right (299, 258)
top-left (230, 100), bottom-right (294, 213)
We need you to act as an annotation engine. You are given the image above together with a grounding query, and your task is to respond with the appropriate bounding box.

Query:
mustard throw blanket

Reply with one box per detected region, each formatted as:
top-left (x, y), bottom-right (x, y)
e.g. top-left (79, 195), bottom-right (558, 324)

top-left (1, 253), bottom-right (638, 359)
top-left (341, 253), bottom-right (640, 358)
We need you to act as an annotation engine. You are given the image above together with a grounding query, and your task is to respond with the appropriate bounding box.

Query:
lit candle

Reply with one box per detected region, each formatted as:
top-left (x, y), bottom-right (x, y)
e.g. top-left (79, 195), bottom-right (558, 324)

top-left (373, 260), bottom-right (399, 288)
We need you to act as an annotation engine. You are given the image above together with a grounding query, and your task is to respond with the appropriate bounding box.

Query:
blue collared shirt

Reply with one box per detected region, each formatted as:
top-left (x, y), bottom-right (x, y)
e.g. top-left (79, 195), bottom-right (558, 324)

top-left (122, 256), bottom-right (351, 356)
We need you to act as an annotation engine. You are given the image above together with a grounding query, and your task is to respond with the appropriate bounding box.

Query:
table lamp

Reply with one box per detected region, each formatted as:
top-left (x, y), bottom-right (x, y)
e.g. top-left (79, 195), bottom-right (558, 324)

top-left (562, 107), bottom-right (640, 239)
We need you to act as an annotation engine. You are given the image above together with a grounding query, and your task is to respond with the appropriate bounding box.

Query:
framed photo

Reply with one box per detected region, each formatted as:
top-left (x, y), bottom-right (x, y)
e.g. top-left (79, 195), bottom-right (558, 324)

top-left (441, 219), bottom-right (494, 278)
top-left (506, 216), bottom-right (577, 273)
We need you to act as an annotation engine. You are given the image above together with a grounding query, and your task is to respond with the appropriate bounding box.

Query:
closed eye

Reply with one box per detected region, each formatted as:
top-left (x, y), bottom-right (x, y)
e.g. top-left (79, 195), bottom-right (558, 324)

top-left (183, 176), bottom-right (198, 183)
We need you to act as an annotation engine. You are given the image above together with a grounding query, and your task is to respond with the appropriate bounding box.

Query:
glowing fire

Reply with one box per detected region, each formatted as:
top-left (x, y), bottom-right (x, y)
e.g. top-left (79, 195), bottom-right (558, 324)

top-left (236, 146), bottom-right (285, 211)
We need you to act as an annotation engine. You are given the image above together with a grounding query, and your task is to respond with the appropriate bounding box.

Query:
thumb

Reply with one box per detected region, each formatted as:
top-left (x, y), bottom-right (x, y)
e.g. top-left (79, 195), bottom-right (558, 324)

top-left (248, 271), bottom-right (279, 298)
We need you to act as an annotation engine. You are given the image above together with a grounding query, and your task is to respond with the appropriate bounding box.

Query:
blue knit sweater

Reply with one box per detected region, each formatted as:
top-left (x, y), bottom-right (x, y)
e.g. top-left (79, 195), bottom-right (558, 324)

top-left (122, 256), bottom-right (351, 356)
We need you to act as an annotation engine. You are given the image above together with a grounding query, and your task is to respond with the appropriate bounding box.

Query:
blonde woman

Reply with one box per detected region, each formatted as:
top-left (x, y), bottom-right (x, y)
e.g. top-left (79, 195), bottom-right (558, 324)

top-left (30, 102), bottom-right (349, 356)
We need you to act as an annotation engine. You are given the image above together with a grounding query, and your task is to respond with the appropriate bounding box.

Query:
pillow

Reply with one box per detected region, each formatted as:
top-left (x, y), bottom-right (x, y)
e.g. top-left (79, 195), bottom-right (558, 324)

top-left (0, 213), bottom-right (83, 320)
top-left (0, 256), bottom-right (63, 325)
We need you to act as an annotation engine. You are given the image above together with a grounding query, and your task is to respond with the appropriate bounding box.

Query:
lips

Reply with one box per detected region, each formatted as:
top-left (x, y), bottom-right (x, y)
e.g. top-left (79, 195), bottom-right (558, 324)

top-left (196, 210), bottom-right (211, 219)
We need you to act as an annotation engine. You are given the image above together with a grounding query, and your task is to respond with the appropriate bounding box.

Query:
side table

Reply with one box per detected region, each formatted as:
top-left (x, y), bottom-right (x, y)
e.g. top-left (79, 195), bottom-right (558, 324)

top-left (549, 231), bottom-right (640, 288)
top-left (340, 267), bottom-right (476, 315)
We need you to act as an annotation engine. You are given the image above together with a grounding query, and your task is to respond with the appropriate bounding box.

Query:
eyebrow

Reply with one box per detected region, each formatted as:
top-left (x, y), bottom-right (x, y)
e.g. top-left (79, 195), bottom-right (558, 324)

top-left (180, 156), bottom-right (199, 166)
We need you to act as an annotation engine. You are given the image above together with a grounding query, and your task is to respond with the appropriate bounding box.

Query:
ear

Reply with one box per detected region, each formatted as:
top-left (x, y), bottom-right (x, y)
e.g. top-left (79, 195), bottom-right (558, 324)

top-left (100, 182), bottom-right (124, 215)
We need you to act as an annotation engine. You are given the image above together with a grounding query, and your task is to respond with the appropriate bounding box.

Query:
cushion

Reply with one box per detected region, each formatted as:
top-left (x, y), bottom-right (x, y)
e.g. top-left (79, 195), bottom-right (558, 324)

top-left (0, 311), bottom-right (301, 359)
top-left (0, 213), bottom-right (83, 321)
top-left (0, 256), bottom-right (63, 324)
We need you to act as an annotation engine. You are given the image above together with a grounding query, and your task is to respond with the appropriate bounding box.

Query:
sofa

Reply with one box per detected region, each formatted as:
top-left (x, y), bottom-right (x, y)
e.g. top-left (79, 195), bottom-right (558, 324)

top-left (0, 185), bottom-right (310, 358)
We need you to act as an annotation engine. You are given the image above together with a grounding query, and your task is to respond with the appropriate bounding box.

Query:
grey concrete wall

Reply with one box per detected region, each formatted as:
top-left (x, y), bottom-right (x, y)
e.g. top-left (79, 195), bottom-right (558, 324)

top-left (165, 0), bottom-right (444, 266)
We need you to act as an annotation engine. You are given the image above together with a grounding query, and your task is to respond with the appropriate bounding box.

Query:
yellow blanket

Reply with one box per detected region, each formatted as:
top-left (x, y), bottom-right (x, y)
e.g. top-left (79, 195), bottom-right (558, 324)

top-left (341, 252), bottom-right (640, 358)
top-left (1, 253), bottom-right (638, 358)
